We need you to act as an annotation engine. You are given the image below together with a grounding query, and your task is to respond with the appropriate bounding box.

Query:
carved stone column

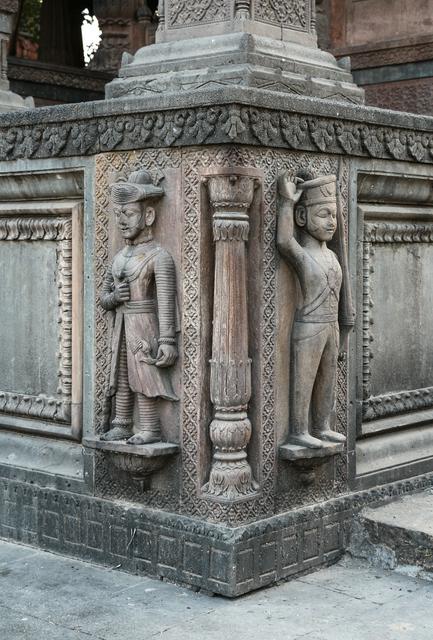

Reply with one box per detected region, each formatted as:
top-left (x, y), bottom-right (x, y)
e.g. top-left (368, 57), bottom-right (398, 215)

top-left (202, 168), bottom-right (258, 501)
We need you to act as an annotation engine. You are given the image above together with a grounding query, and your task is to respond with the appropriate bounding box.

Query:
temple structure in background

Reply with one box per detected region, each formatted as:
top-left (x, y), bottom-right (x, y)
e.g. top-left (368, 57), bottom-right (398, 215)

top-left (317, 0), bottom-right (433, 115)
top-left (4, 0), bottom-right (158, 106)
top-left (4, 0), bottom-right (433, 115)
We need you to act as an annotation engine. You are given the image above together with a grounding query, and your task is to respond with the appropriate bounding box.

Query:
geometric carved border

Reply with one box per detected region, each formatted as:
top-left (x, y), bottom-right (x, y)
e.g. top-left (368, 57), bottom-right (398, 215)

top-left (362, 221), bottom-right (433, 421)
top-left (0, 201), bottom-right (83, 441)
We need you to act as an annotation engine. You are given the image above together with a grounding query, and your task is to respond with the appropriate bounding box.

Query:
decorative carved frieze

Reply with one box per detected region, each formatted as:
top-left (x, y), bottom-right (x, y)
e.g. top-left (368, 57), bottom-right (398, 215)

top-left (202, 168), bottom-right (259, 501)
top-left (2, 106), bottom-right (433, 166)
top-left (363, 387), bottom-right (433, 422)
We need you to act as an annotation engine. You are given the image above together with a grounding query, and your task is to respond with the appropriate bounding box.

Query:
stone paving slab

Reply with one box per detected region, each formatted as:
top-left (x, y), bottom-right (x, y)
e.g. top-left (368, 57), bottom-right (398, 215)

top-left (362, 490), bottom-right (433, 535)
top-left (351, 489), bottom-right (433, 573)
top-left (1, 540), bottom-right (433, 640)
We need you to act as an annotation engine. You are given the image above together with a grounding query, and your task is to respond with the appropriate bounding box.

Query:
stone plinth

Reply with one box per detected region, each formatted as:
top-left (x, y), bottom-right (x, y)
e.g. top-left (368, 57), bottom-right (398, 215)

top-left (106, 0), bottom-right (363, 103)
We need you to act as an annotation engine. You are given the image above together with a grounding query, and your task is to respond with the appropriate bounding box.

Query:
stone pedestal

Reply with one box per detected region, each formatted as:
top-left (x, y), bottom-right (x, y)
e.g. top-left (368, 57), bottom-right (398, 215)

top-left (106, 0), bottom-right (364, 102)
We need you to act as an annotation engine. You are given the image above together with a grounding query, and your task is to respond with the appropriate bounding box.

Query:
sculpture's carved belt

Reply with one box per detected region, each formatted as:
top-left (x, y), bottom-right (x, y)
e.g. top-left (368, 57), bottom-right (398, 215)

top-left (295, 313), bottom-right (338, 323)
top-left (119, 300), bottom-right (156, 314)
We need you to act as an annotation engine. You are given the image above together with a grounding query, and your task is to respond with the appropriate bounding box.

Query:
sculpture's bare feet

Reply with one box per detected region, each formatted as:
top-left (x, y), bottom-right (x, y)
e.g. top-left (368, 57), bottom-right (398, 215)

top-left (127, 431), bottom-right (160, 445)
top-left (100, 426), bottom-right (132, 441)
top-left (287, 433), bottom-right (323, 449)
top-left (314, 429), bottom-right (346, 444)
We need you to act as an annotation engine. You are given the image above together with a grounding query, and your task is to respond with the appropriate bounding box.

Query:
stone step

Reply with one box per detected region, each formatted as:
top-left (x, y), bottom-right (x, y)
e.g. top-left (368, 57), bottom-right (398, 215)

top-left (349, 490), bottom-right (433, 577)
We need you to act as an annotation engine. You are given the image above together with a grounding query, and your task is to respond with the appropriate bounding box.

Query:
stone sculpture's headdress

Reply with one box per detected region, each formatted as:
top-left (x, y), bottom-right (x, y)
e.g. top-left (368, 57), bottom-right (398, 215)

top-left (111, 170), bottom-right (164, 205)
top-left (300, 175), bottom-right (337, 206)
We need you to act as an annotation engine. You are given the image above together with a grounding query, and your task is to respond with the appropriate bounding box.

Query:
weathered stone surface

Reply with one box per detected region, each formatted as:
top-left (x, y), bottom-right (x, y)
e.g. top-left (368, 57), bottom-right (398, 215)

top-left (2, 471), bottom-right (433, 596)
top-left (349, 490), bottom-right (433, 574)
top-left (0, 88), bottom-right (433, 165)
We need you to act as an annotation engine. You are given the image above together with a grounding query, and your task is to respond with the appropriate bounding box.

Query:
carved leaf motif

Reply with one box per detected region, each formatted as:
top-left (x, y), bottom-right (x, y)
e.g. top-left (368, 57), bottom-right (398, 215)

top-left (408, 136), bottom-right (426, 161)
top-left (42, 127), bottom-right (69, 156)
top-left (98, 121), bottom-right (124, 151)
top-left (336, 127), bottom-right (361, 155)
top-left (250, 109), bottom-right (279, 145)
top-left (255, 0), bottom-right (308, 29)
top-left (310, 121), bottom-right (335, 152)
top-left (385, 134), bottom-right (406, 160)
top-left (221, 107), bottom-right (247, 140)
top-left (168, 0), bottom-right (229, 27)
top-left (70, 122), bottom-right (98, 154)
top-left (361, 128), bottom-right (384, 157)
top-left (280, 114), bottom-right (309, 148)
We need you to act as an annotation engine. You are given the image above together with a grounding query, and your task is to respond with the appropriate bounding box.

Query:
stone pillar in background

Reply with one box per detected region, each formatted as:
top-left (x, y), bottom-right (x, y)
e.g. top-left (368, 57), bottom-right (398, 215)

top-left (202, 169), bottom-right (258, 501)
top-left (91, 0), bottom-right (157, 75)
top-left (107, 0), bottom-right (363, 102)
top-left (0, 0), bottom-right (32, 111)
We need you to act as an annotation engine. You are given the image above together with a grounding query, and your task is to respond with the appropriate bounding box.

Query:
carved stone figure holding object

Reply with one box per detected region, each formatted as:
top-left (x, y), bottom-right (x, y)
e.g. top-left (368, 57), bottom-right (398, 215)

top-left (100, 170), bottom-right (178, 445)
top-left (276, 172), bottom-right (355, 449)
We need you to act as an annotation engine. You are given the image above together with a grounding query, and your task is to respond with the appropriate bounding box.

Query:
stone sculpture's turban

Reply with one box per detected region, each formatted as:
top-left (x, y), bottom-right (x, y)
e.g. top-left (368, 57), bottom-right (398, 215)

top-left (111, 170), bottom-right (164, 205)
top-left (301, 175), bottom-right (337, 207)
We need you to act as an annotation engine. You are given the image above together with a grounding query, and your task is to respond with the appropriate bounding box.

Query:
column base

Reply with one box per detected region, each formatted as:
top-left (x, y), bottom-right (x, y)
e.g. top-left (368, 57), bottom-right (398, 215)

top-left (202, 452), bottom-right (259, 502)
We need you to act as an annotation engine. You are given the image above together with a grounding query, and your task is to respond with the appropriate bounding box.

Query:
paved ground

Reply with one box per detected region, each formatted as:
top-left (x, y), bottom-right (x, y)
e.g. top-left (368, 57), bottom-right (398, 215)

top-left (1, 539), bottom-right (433, 640)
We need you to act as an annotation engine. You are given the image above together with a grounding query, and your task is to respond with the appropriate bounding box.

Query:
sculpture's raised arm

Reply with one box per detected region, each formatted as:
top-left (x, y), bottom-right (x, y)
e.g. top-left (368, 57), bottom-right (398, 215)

top-left (276, 174), bottom-right (305, 267)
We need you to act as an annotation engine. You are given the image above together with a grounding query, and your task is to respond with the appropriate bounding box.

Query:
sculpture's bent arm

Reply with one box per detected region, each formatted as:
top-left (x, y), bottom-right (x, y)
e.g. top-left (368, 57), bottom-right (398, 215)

top-left (155, 250), bottom-right (177, 342)
top-left (100, 266), bottom-right (118, 311)
top-left (276, 198), bottom-right (305, 269)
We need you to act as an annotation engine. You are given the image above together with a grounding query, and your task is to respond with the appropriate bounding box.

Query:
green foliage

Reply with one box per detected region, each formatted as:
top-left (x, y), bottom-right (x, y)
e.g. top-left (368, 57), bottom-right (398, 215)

top-left (20, 0), bottom-right (43, 42)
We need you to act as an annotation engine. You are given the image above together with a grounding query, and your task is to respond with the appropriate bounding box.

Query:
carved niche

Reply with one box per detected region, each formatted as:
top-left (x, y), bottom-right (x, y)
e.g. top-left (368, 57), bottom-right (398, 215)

top-left (0, 181), bottom-right (83, 441)
top-left (360, 214), bottom-right (433, 427)
top-left (276, 170), bottom-right (354, 478)
top-left (85, 168), bottom-right (180, 487)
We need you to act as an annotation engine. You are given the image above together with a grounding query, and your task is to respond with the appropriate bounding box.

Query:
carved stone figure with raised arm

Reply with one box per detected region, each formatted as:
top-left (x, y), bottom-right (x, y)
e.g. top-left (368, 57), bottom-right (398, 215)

top-left (276, 172), bottom-right (355, 449)
top-left (100, 170), bottom-right (178, 445)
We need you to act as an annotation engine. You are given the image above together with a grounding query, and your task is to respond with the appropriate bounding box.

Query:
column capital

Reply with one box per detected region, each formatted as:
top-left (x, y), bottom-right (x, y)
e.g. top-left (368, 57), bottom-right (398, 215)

top-left (203, 170), bottom-right (259, 242)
